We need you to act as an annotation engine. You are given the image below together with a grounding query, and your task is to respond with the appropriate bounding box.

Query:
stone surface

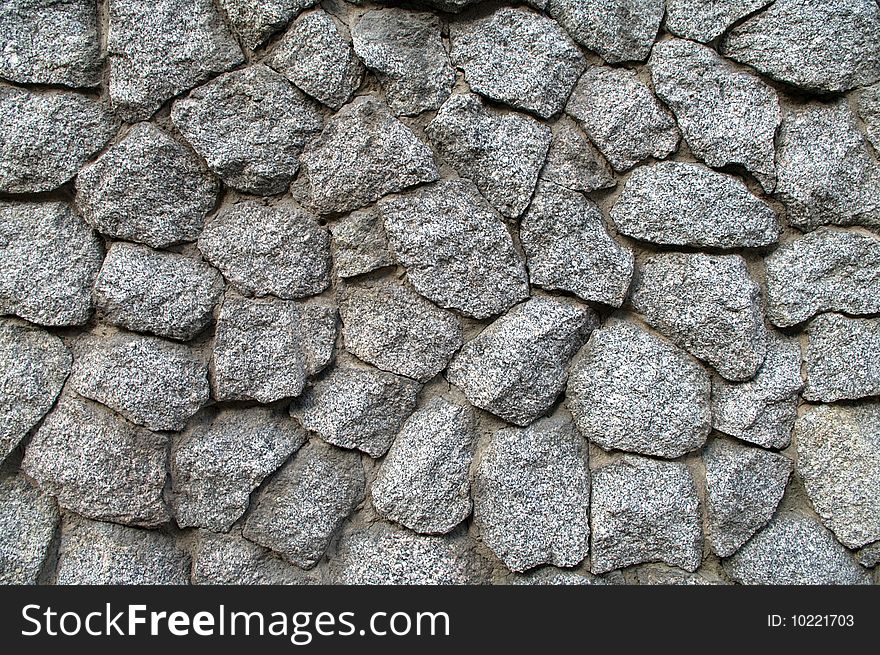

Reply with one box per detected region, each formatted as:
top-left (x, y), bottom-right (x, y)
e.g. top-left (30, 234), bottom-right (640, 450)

top-left (610, 162), bottom-right (779, 248)
top-left (567, 321), bottom-right (711, 459)
top-left (449, 7), bottom-right (584, 119)
top-left (665, 0), bottom-right (772, 42)
top-left (426, 93), bottom-right (551, 219)
top-left (804, 313), bottom-right (880, 402)
top-left (0, 470), bottom-right (59, 584)
top-left (632, 253), bottom-right (767, 382)
top-left (379, 180), bottom-right (529, 319)
top-left (856, 542), bottom-right (880, 569)
top-left (540, 118), bottom-right (616, 193)
top-left (447, 296), bottom-right (596, 426)
top-left (859, 84), bottom-right (880, 151)
top-left (193, 530), bottom-right (315, 585)
top-left (566, 66), bottom-right (679, 172)
top-left (76, 122), bottom-right (218, 249)
top-left (512, 568), bottom-right (621, 585)
top-left (329, 209), bottom-right (393, 278)
top-left (219, 0), bottom-right (319, 50)
top-left (474, 417), bottom-right (591, 572)
top-left (634, 565), bottom-right (728, 586)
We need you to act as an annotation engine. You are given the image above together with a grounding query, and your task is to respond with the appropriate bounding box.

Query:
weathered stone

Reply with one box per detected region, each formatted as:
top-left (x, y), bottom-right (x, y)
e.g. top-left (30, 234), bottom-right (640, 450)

top-left (541, 117), bottom-right (616, 193)
top-left (193, 530), bottom-right (315, 585)
top-left (329, 209), bottom-right (393, 278)
top-left (634, 565), bottom-right (728, 586)
top-left (0, 471), bottom-right (59, 584)
top-left (568, 321), bottom-right (711, 459)
top-left (804, 314), bottom-right (880, 402)
top-left (219, 0), bottom-right (318, 50)
top-left (856, 542), bottom-right (880, 569)
top-left (858, 83), bottom-right (880, 151)
top-left (512, 568), bottom-right (622, 585)
top-left (665, 0), bottom-right (772, 43)
top-left (447, 296), bottom-right (596, 426)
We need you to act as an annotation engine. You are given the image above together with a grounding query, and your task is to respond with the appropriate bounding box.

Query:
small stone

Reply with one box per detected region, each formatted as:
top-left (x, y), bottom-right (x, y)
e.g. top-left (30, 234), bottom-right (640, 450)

top-left (858, 84), bottom-right (880, 151)
top-left (634, 565), bottom-right (728, 585)
top-left (0, 201), bottom-right (103, 327)
top-left (379, 180), bottom-right (529, 319)
top-left (512, 568), bottom-right (622, 585)
top-left (610, 162), bottom-right (779, 248)
top-left (474, 417), bottom-right (591, 572)
top-left (704, 438), bottom-right (792, 558)
top-left (804, 313), bottom-right (880, 402)
top-left (540, 117), bottom-right (616, 193)
top-left (447, 296), bottom-right (597, 426)
top-left (0, 470), bottom-right (59, 584)
top-left (590, 455), bottom-right (702, 574)
top-left (303, 96), bottom-right (438, 214)
top-left (219, 0), bottom-right (318, 50)
top-left (566, 66), bottom-right (679, 172)
top-left (567, 321), bottom-right (711, 459)
top-left (0, 87), bottom-right (117, 194)
top-left (426, 93), bottom-right (551, 219)
top-left (329, 209), bottom-right (393, 278)
top-left (522, 182), bottom-right (633, 307)
top-left (23, 393), bottom-right (169, 527)
top-left (856, 542), bottom-right (880, 569)
top-left (193, 530), bottom-right (315, 585)
top-left (75, 122), bottom-right (219, 249)
top-left (243, 439), bottom-right (365, 569)
top-left (632, 253), bottom-right (768, 382)
top-left (665, 0), bottom-right (772, 42)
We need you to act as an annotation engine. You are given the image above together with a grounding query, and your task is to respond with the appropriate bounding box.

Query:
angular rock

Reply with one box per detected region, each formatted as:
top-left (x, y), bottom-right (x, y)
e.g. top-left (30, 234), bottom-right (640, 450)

top-left (634, 565), bottom-right (728, 586)
top-left (447, 296), bottom-right (597, 426)
top-left (219, 0), bottom-right (319, 50)
top-left (568, 321), bottom-right (711, 459)
top-left (540, 118), bottom-right (615, 193)
top-left (329, 209), bottom-right (393, 278)
top-left (0, 471), bottom-right (59, 584)
top-left (804, 313), bottom-right (880, 402)
top-left (856, 542), bottom-right (880, 569)
top-left (858, 83), bottom-right (880, 151)
top-left (512, 568), bottom-right (622, 585)
top-left (193, 530), bottom-right (315, 585)
top-left (665, 0), bottom-right (773, 43)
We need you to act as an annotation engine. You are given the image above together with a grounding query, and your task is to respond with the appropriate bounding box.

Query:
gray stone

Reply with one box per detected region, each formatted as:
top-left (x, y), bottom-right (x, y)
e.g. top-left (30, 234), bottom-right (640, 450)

top-left (634, 565), bottom-right (728, 585)
top-left (329, 209), bottom-right (393, 278)
top-left (795, 403), bottom-right (880, 549)
top-left (75, 122), bottom-right (219, 249)
top-left (302, 96), bottom-right (439, 214)
top-left (474, 417), bottom-right (591, 572)
top-left (426, 93), bottom-right (551, 219)
top-left (0, 319), bottom-right (70, 462)
top-left (447, 296), bottom-right (597, 426)
top-left (193, 530), bottom-right (315, 585)
top-left (650, 39), bottom-right (781, 192)
top-left (94, 243), bottom-right (224, 341)
top-left (566, 66), bottom-right (679, 172)
top-left (704, 438), bottom-right (792, 558)
top-left (372, 398), bottom-right (475, 534)
top-left (219, 0), bottom-right (319, 50)
top-left (172, 65), bottom-right (323, 196)
top-left (243, 439), bottom-right (365, 569)
top-left (0, 471), bottom-right (59, 584)
top-left (540, 117), bottom-right (616, 193)
top-left (856, 542), bottom-right (880, 569)
top-left (353, 9), bottom-right (454, 116)
top-left (521, 182), bottom-right (633, 307)
top-left (610, 162), bottom-right (779, 248)
top-left (665, 0), bottom-right (772, 43)
top-left (71, 333), bottom-right (210, 431)
top-left (0, 87), bottom-right (117, 193)
top-left (379, 180), bottom-right (529, 319)
top-left (804, 313), bottom-right (880, 402)
top-left (567, 321), bottom-right (711, 459)
top-left (107, 0), bottom-right (243, 121)
top-left (291, 364), bottom-right (420, 458)
top-left (0, 201), bottom-right (103, 327)
top-left (449, 7), bottom-right (585, 119)
top-left (338, 278), bottom-right (462, 382)
top-left (721, 0), bottom-right (880, 94)
top-left (590, 455), bottom-right (702, 574)
top-left (23, 393), bottom-right (169, 528)
top-left (858, 83), bottom-right (880, 151)
top-left (512, 568), bottom-right (622, 585)
top-left (632, 253), bottom-right (768, 382)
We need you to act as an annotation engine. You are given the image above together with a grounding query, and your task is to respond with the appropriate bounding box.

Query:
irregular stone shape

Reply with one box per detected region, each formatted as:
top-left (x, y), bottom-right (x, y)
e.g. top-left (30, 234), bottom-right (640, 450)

top-left (447, 296), bottom-right (596, 426)
top-left (804, 314), bottom-right (880, 402)
top-left (711, 333), bottom-right (802, 450)
top-left (720, 0), bottom-right (880, 94)
top-left (566, 66), bottom-right (679, 172)
top-left (71, 333), bottom-right (210, 431)
top-left (0, 319), bottom-right (70, 461)
top-left (568, 321), bottom-right (711, 459)
top-left (56, 515), bottom-right (190, 585)
top-left (541, 118), bottom-right (615, 193)
top-left (774, 102), bottom-right (880, 231)
top-left (795, 403), bottom-right (880, 549)
top-left (329, 209), bottom-right (393, 278)
top-left (855, 541), bottom-right (880, 569)
top-left (171, 408), bottom-right (305, 531)
top-left (0, 87), bottom-right (117, 193)
top-left (449, 7), bottom-right (584, 119)
top-left (859, 83), bottom-right (880, 151)
top-left (522, 182), bottom-right (633, 307)
top-left (764, 228), bottom-right (880, 328)
top-left (724, 513), bottom-right (870, 585)
top-left (107, 0), bottom-right (243, 121)
top-left (0, 201), bottom-right (103, 327)
top-left (426, 93), bottom-right (551, 219)
top-left (0, 471), bottom-right (59, 584)
top-left (75, 122), bottom-right (218, 249)
top-left (704, 439), bottom-right (792, 558)
top-left (172, 65), bottom-right (323, 196)
top-left (379, 180), bottom-right (529, 319)
top-left (291, 365), bottom-right (420, 458)
top-left (23, 394), bottom-right (169, 527)
top-left (512, 568), bottom-right (622, 585)
top-left (590, 455), bottom-right (702, 574)
top-left (610, 162), bottom-right (779, 248)
top-left (632, 253), bottom-right (767, 382)
top-left (268, 9), bottom-right (362, 110)
top-left (94, 243), bottom-right (224, 341)
top-left (219, 0), bottom-right (319, 50)
top-left (474, 417), bottom-right (590, 572)
top-left (193, 530), bottom-right (315, 585)
top-left (665, 0), bottom-right (772, 42)
top-left (0, 0), bottom-right (102, 86)
top-left (338, 279), bottom-right (462, 382)
top-left (650, 40), bottom-right (781, 192)
top-left (302, 96), bottom-right (438, 214)
top-left (634, 565), bottom-right (728, 586)
top-left (353, 8), bottom-right (454, 116)
top-left (372, 398), bottom-right (474, 534)
top-left (243, 440), bottom-right (365, 569)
